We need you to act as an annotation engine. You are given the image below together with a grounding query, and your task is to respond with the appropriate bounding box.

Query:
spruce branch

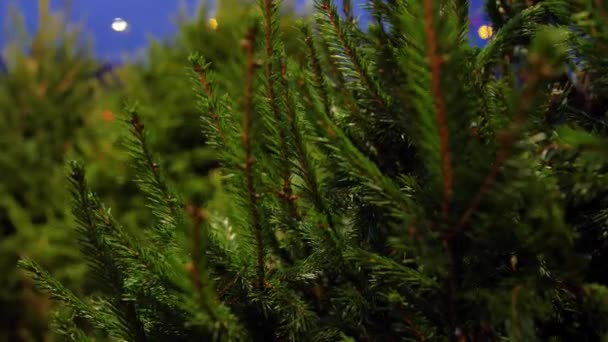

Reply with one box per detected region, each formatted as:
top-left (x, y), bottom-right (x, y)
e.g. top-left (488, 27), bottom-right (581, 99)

top-left (298, 80), bottom-right (416, 224)
top-left (262, 0), bottom-right (298, 219)
top-left (301, 25), bottom-right (332, 120)
top-left (317, 0), bottom-right (387, 109)
top-left (314, 27), bottom-right (356, 113)
top-left (241, 26), bottom-right (266, 289)
top-left (68, 162), bottom-right (147, 341)
top-left (454, 68), bottom-right (544, 234)
top-left (18, 259), bottom-right (104, 330)
top-left (186, 203), bottom-right (219, 321)
top-left (454, 0), bottom-right (470, 36)
top-left (422, 0), bottom-right (454, 220)
top-left (125, 107), bottom-right (181, 244)
top-left (475, 1), bottom-right (571, 79)
top-left (280, 59), bottom-right (333, 226)
top-left (190, 55), bottom-right (225, 142)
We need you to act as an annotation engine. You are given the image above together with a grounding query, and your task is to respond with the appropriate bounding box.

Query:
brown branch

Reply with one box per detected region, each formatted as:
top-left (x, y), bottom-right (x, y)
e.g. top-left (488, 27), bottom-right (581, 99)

top-left (185, 204), bottom-right (219, 320)
top-left (241, 27), bottom-right (266, 289)
top-left (193, 64), bottom-right (225, 141)
top-left (422, 0), bottom-right (453, 220)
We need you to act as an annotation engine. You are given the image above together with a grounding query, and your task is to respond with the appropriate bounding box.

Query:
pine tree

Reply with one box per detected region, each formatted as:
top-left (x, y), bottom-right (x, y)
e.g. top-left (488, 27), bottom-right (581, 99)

top-left (19, 0), bottom-right (608, 340)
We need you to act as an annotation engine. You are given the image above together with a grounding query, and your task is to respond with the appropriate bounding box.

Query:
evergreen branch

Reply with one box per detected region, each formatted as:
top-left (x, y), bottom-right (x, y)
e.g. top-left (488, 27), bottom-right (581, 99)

top-left (314, 27), bottom-right (356, 113)
top-left (280, 59), bottom-right (329, 226)
top-left (455, 69), bottom-right (545, 233)
top-left (18, 259), bottom-right (109, 332)
top-left (317, 0), bottom-right (387, 109)
top-left (124, 108), bottom-right (181, 244)
top-left (262, 0), bottom-right (299, 219)
top-left (346, 249), bottom-right (438, 288)
top-left (297, 38), bottom-right (417, 223)
top-left (190, 55), bottom-right (225, 142)
top-left (303, 89), bottom-right (416, 223)
top-left (301, 25), bottom-right (332, 120)
top-left (454, 0), bottom-right (469, 37)
top-left (241, 26), bottom-right (266, 289)
top-left (443, 33), bottom-right (563, 326)
top-left (68, 162), bottom-right (147, 341)
top-left (422, 0), bottom-right (453, 219)
top-left (51, 310), bottom-right (94, 342)
top-left (64, 164), bottom-right (186, 339)
top-left (475, 1), bottom-right (571, 79)
top-left (185, 204), bottom-right (219, 321)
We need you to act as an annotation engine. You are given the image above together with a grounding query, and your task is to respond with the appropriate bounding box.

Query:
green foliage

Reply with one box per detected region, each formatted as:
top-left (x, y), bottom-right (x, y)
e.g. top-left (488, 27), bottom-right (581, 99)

top-left (20, 0), bottom-right (608, 341)
top-left (0, 4), bottom-right (114, 340)
top-left (112, 0), bottom-right (306, 200)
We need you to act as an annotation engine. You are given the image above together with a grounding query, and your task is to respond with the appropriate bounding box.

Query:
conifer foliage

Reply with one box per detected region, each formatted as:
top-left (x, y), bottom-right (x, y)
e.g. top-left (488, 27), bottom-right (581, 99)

top-left (19, 0), bottom-right (608, 340)
top-left (0, 2), bottom-right (109, 340)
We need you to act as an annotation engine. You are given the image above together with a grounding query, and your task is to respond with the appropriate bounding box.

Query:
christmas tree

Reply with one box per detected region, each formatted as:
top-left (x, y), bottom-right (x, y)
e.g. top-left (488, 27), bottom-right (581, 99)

top-left (19, 0), bottom-right (608, 340)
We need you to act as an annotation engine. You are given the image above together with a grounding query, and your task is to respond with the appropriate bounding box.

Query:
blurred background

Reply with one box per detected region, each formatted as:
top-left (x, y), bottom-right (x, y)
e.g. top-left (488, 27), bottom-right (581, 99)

top-left (0, 1), bottom-right (493, 341)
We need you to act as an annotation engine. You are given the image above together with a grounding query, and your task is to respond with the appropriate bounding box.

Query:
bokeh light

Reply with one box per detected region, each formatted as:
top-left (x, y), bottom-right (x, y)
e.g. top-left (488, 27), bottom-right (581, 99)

top-left (478, 24), bottom-right (493, 40)
top-left (111, 18), bottom-right (128, 32)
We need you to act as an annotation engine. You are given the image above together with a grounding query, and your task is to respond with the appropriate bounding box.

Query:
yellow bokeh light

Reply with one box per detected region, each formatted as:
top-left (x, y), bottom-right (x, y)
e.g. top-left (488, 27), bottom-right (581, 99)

top-left (478, 25), bottom-right (493, 40)
top-left (208, 18), bottom-right (218, 31)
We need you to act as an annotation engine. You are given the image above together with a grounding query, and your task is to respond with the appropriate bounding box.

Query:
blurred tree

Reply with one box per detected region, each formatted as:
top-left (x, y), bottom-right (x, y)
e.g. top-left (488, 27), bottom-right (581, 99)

top-left (0, 1), bottom-right (117, 340)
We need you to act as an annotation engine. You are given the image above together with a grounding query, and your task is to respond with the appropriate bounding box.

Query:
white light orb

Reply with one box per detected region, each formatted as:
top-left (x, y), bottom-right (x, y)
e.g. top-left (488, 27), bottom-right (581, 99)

top-left (111, 18), bottom-right (128, 32)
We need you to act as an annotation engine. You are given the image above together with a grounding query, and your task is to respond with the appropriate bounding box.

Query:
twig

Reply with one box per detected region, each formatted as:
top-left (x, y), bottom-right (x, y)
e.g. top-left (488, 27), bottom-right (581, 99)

top-left (128, 112), bottom-right (179, 218)
top-left (241, 27), bottom-right (266, 289)
top-left (422, 0), bottom-right (453, 220)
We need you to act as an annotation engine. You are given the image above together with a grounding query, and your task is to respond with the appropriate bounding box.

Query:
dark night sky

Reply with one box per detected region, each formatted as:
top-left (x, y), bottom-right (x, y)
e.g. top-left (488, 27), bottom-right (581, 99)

top-left (0, 0), bottom-right (490, 62)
